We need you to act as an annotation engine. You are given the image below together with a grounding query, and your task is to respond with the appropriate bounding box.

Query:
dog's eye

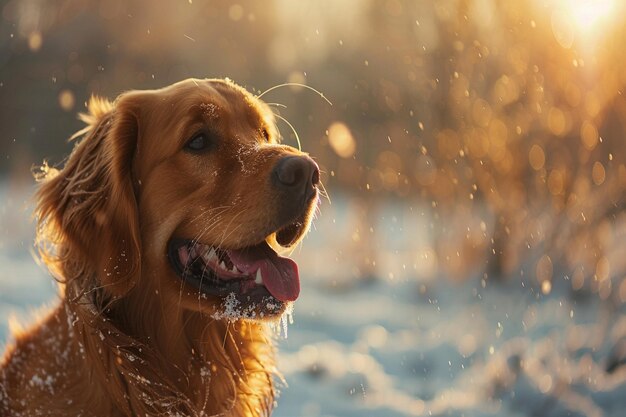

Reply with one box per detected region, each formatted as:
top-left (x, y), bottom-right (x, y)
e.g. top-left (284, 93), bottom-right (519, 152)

top-left (185, 133), bottom-right (209, 152)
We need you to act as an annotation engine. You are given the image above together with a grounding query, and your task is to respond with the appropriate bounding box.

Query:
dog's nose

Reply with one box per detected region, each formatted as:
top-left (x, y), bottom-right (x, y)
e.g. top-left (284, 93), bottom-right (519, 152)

top-left (273, 156), bottom-right (320, 197)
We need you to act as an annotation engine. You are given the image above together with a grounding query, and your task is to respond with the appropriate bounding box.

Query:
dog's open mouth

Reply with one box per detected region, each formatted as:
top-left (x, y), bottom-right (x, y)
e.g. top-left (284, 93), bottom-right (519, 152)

top-left (168, 238), bottom-right (300, 303)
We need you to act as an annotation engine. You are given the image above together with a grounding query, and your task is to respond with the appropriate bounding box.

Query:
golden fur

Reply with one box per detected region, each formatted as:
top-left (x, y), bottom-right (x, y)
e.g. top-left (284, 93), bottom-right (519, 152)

top-left (0, 78), bottom-right (318, 416)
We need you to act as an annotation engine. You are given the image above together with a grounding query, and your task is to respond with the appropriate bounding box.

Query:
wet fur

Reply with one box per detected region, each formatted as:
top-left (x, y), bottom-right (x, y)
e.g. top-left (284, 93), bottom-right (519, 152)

top-left (0, 79), bottom-right (314, 416)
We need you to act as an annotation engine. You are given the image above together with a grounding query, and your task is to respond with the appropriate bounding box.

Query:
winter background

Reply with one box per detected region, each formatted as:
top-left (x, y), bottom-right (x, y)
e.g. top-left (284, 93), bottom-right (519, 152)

top-left (3, 1), bottom-right (626, 416)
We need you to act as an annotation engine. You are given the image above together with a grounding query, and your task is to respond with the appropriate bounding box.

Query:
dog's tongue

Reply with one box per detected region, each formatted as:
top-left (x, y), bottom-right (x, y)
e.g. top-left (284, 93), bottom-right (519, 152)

top-left (227, 242), bottom-right (300, 301)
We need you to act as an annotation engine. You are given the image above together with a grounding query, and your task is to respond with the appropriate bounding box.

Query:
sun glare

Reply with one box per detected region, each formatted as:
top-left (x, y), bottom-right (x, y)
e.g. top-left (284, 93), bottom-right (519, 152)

top-left (567, 0), bottom-right (615, 33)
top-left (549, 0), bottom-right (617, 49)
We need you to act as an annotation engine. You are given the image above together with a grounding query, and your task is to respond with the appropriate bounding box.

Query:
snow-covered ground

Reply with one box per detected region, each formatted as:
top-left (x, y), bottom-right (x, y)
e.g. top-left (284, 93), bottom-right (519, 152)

top-left (2, 182), bottom-right (626, 417)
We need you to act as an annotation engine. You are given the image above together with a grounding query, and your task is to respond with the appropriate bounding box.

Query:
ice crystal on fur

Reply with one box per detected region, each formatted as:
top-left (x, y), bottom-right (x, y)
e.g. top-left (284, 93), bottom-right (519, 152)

top-left (269, 302), bottom-right (294, 338)
top-left (210, 292), bottom-right (257, 320)
top-left (210, 293), bottom-right (295, 337)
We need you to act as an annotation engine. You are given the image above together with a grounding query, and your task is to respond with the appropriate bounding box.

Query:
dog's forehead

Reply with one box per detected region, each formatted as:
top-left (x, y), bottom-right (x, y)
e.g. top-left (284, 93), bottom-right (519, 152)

top-left (155, 79), bottom-right (269, 122)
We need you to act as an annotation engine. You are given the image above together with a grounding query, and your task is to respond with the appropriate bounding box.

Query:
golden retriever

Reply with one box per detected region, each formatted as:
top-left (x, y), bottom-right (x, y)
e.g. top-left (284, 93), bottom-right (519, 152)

top-left (0, 78), bottom-right (320, 416)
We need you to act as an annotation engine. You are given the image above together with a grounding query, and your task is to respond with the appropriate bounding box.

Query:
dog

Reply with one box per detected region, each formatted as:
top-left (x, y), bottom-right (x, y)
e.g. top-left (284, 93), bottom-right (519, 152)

top-left (0, 78), bottom-right (320, 416)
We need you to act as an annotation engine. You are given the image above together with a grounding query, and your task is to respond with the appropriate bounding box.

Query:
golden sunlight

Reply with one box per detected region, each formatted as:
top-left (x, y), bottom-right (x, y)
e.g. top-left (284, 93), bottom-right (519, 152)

top-left (550, 0), bottom-right (616, 48)
top-left (567, 0), bottom-right (615, 33)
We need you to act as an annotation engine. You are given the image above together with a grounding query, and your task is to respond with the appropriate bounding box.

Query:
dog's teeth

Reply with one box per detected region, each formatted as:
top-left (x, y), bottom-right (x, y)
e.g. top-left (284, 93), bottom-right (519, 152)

top-left (220, 261), bottom-right (227, 270)
top-left (231, 265), bottom-right (238, 273)
top-left (178, 247), bottom-right (190, 266)
top-left (204, 248), bottom-right (217, 262)
top-left (255, 269), bottom-right (263, 284)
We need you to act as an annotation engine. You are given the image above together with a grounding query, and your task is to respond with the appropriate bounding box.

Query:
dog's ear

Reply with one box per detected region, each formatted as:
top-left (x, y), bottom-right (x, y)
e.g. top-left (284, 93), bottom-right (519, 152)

top-left (36, 92), bottom-right (145, 300)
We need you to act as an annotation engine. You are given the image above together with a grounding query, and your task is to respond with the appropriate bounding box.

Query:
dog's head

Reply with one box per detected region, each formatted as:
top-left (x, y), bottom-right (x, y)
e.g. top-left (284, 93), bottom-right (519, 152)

top-left (36, 78), bottom-right (319, 320)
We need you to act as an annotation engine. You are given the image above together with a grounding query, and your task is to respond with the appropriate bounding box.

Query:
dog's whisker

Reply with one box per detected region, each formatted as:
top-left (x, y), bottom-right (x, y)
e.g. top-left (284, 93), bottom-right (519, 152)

top-left (223, 322), bottom-right (231, 350)
top-left (273, 113), bottom-right (302, 151)
top-left (318, 180), bottom-right (331, 204)
top-left (227, 329), bottom-right (247, 376)
top-left (256, 82), bottom-right (333, 106)
top-left (188, 205), bottom-right (233, 225)
top-left (265, 102), bottom-right (287, 109)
